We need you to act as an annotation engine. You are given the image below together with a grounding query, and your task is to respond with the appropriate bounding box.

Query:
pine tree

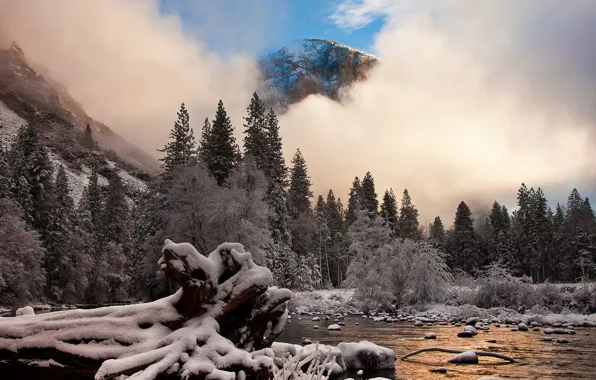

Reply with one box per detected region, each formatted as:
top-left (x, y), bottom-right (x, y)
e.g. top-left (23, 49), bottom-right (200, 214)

top-left (429, 216), bottom-right (446, 250)
top-left (242, 92), bottom-right (268, 170)
top-left (198, 118), bottom-right (212, 159)
top-left (82, 124), bottom-right (96, 150)
top-left (264, 108), bottom-right (287, 188)
top-left (204, 100), bottom-right (240, 185)
top-left (486, 201), bottom-right (514, 268)
top-left (380, 189), bottom-right (398, 235)
top-left (345, 177), bottom-right (363, 227)
top-left (528, 188), bottom-right (551, 281)
top-left (446, 201), bottom-right (479, 273)
top-left (325, 190), bottom-right (343, 239)
top-left (44, 166), bottom-right (77, 301)
top-left (267, 183), bottom-right (292, 246)
top-left (0, 148), bottom-right (11, 198)
top-left (360, 171), bottom-right (378, 215)
top-left (7, 123), bottom-right (54, 235)
top-left (87, 168), bottom-right (103, 231)
top-left (398, 189), bottom-right (420, 240)
top-left (158, 102), bottom-right (196, 171)
top-left (287, 149), bottom-right (313, 219)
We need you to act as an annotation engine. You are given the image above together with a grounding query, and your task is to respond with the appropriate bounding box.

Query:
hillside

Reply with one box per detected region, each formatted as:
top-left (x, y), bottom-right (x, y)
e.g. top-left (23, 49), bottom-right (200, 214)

top-left (0, 42), bottom-right (153, 202)
top-left (259, 38), bottom-right (379, 109)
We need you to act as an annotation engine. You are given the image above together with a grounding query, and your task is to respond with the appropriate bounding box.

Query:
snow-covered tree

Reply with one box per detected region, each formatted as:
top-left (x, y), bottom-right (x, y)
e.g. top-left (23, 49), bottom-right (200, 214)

top-left (345, 176), bottom-right (362, 227)
top-left (360, 171), bottom-right (378, 215)
top-left (0, 198), bottom-right (46, 305)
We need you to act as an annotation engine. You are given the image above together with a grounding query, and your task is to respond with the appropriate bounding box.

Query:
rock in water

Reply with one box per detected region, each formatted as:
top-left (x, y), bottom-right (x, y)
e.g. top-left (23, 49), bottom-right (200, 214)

top-left (328, 324), bottom-right (342, 331)
top-left (457, 331), bottom-right (475, 338)
top-left (15, 306), bottom-right (35, 316)
top-left (449, 351), bottom-right (478, 364)
top-left (487, 339), bottom-right (497, 343)
top-left (517, 323), bottom-right (529, 331)
top-left (302, 339), bottom-right (312, 345)
top-left (312, 316), bottom-right (320, 321)
top-left (414, 320), bottom-right (424, 326)
top-left (464, 325), bottom-right (478, 335)
top-left (337, 341), bottom-right (396, 370)
top-left (424, 332), bottom-right (437, 339)
top-left (430, 367), bottom-right (447, 373)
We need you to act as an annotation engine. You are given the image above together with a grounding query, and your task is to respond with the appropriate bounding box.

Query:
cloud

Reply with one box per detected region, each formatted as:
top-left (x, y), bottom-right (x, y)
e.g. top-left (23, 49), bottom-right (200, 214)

top-left (280, 0), bottom-right (596, 225)
top-left (0, 0), bottom-right (264, 152)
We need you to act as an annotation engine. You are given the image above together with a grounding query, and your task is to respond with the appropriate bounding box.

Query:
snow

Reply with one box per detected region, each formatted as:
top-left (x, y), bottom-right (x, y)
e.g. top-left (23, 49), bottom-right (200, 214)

top-left (337, 341), bottom-right (396, 370)
top-left (0, 100), bottom-right (26, 148)
top-left (17, 358), bottom-right (65, 367)
top-left (15, 306), bottom-right (35, 316)
top-left (160, 239), bottom-right (216, 278)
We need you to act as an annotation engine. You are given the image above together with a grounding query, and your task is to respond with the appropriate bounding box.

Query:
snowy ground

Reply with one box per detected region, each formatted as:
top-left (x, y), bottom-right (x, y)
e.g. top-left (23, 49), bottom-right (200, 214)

top-left (290, 287), bottom-right (596, 327)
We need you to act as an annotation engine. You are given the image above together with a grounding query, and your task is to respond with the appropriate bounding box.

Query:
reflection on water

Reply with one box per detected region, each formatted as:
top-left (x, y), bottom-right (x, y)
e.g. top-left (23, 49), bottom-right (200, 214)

top-left (275, 315), bottom-right (596, 379)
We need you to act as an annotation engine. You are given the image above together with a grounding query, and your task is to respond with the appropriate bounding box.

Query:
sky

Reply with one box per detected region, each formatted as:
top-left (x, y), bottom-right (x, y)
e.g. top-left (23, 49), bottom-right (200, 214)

top-left (158, 0), bottom-right (385, 55)
top-left (1, 0), bottom-right (596, 225)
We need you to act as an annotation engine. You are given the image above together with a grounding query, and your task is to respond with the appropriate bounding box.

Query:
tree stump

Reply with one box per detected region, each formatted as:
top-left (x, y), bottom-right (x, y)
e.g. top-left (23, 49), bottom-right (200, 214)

top-left (0, 239), bottom-right (292, 379)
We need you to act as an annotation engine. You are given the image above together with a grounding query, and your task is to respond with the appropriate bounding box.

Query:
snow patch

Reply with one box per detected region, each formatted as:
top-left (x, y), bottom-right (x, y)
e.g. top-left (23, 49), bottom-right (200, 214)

top-left (337, 341), bottom-right (396, 370)
top-left (0, 100), bottom-right (26, 148)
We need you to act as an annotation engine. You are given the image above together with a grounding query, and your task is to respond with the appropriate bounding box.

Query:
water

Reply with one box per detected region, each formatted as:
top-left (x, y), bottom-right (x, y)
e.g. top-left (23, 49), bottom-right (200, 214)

top-left (276, 316), bottom-right (596, 379)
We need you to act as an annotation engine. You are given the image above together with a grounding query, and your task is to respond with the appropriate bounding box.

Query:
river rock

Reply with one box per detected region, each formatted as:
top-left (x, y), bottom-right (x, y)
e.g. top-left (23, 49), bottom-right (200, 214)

top-left (487, 339), bottom-right (497, 343)
top-left (414, 321), bottom-right (424, 327)
top-left (312, 316), bottom-right (320, 321)
top-left (430, 367), bottom-right (447, 373)
top-left (533, 327), bottom-right (541, 332)
top-left (424, 332), bottom-right (437, 339)
top-left (557, 338), bottom-right (569, 344)
top-left (328, 324), bottom-right (341, 331)
top-left (449, 350), bottom-right (478, 364)
top-left (530, 321), bottom-right (542, 327)
top-left (357, 369), bottom-right (363, 376)
top-left (464, 325), bottom-right (477, 335)
top-left (302, 339), bottom-right (312, 345)
top-left (313, 325), bottom-right (319, 329)
top-left (466, 317), bottom-right (480, 325)
top-left (517, 323), bottom-right (529, 331)
top-left (542, 338), bottom-right (553, 342)
top-left (458, 331), bottom-right (475, 338)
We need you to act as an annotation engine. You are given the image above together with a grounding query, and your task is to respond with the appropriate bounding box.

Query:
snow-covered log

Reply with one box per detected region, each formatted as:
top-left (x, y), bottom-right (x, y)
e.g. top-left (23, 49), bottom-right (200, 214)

top-left (0, 240), bottom-right (292, 380)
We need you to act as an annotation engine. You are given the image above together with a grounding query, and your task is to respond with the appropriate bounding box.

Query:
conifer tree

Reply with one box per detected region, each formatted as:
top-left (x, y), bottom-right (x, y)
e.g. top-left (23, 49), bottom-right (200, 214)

top-left (345, 177), bottom-right (363, 227)
top-left (264, 108), bottom-right (287, 188)
top-left (486, 201), bottom-right (514, 268)
top-left (242, 92), bottom-right (268, 170)
top-left (158, 102), bottom-right (196, 172)
top-left (44, 166), bottom-right (77, 301)
top-left (204, 100), bottom-right (240, 185)
top-left (82, 124), bottom-right (96, 150)
top-left (315, 195), bottom-right (326, 218)
top-left (267, 183), bottom-right (292, 246)
top-left (528, 188), bottom-right (551, 281)
top-left (429, 216), bottom-right (446, 250)
top-left (7, 123), bottom-right (54, 234)
top-left (87, 168), bottom-right (103, 231)
top-left (446, 201), bottom-right (479, 273)
top-left (0, 148), bottom-right (11, 198)
top-left (360, 171), bottom-right (378, 215)
top-left (198, 118), bottom-right (212, 159)
top-left (287, 149), bottom-right (312, 219)
top-left (380, 189), bottom-right (398, 234)
top-left (398, 189), bottom-right (420, 240)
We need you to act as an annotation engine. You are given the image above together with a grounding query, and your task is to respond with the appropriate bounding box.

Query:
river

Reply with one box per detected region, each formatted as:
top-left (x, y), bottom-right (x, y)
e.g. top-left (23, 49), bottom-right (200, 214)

top-left (275, 315), bottom-right (596, 379)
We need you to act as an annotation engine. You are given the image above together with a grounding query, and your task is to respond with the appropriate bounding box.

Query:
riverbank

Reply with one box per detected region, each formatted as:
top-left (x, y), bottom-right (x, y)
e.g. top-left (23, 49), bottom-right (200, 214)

top-left (289, 288), bottom-right (596, 327)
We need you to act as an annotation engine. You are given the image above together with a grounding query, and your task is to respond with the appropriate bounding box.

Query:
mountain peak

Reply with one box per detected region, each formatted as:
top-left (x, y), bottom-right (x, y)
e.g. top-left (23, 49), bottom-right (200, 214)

top-left (259, 38), bottom-right (379, 109)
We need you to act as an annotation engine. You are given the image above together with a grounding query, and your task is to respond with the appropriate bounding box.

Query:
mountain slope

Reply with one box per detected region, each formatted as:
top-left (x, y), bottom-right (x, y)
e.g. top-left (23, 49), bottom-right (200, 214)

top-left (0, 42), bottom-right (158, 174)
top-left (0, 42), bottom-right (151, 202)
top-left (259, 38), bottom-right (379, 109)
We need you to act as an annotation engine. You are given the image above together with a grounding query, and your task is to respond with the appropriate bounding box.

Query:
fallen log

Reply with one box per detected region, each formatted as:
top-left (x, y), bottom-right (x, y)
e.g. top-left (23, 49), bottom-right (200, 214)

top-left (401, 348), bottom-right (515, 363)
top-left (0, 239), bottom-right (292, 380)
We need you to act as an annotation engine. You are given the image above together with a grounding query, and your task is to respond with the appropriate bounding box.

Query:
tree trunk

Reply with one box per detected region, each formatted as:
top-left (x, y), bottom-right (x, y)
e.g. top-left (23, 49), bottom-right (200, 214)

top-left (0, 239), bottom-right (292, 380)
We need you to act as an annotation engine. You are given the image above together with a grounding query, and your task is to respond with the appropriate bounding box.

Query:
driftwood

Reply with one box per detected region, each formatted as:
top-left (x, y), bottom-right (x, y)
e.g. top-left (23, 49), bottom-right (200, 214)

top-left (401, 348), bottom-right (515, 363)
top-left (0, 239), bottom-right (292, 380)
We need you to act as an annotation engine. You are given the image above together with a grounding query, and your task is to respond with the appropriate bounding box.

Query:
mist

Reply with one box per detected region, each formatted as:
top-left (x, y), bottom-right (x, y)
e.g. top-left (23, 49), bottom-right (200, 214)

top-left (1, 0), bottom-right (596, 225)
top-left (0, 0), bottom-right (261, 152)
top-left (280, 0), bottom-right (596, 225)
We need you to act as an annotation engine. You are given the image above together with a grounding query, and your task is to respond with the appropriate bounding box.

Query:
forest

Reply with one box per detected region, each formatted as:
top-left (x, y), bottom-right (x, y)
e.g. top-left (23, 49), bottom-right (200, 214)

top-left (0, 92), bottom-right (595, 310)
